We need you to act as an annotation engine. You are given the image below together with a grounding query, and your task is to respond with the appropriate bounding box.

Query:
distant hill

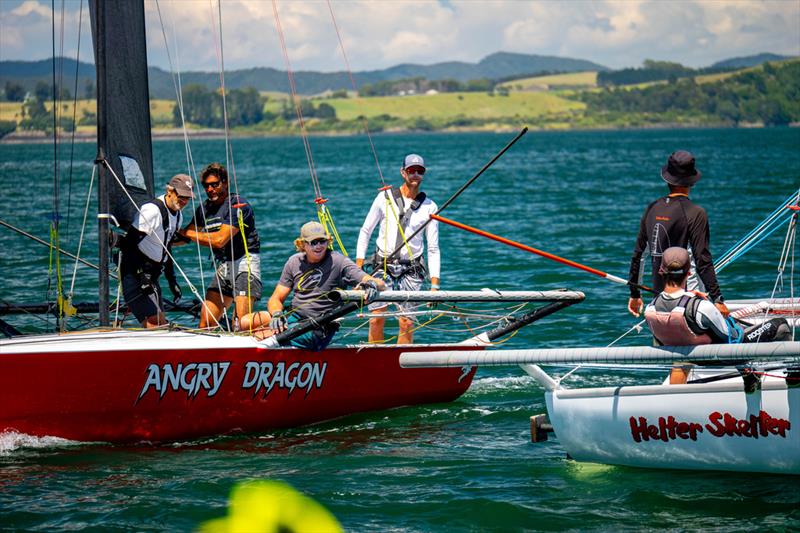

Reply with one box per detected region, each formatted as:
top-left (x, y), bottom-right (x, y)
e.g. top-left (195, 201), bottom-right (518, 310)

top-left (710, 53), bottom-right (793, 69)
top-left (1, 52), bottom-right (609, 99)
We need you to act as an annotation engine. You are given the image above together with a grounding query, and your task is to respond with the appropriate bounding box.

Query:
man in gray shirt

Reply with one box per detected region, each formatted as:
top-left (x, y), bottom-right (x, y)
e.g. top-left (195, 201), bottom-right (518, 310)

top-left (263, 221), bottom-right (386, 351)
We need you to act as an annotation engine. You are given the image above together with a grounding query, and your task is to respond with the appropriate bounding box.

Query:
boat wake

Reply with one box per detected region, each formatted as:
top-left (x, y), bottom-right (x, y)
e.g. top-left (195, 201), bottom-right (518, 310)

top-left (0, 430), bottom-right (81, 455)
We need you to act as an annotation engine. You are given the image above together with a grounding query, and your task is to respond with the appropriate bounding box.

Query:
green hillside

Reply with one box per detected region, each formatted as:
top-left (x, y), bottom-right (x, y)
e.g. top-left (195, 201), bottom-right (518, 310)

top-left (2, 59), bottom-right (797, 140)
top-left (325, 92), bottom-right (584, 120)
top-left (499, 72), bottom-right (598, 91)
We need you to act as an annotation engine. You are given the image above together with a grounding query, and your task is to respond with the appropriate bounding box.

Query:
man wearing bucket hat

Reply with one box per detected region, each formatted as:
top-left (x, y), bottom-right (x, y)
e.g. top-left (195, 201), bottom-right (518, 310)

top-left (240, 221), bottom-right (386, 351)
top-left (627, 151), bottom-right (729, 319)
top-left (119, 174), bottom-right (193, 328)
top-left (356, 153), bottom-right (440, 344)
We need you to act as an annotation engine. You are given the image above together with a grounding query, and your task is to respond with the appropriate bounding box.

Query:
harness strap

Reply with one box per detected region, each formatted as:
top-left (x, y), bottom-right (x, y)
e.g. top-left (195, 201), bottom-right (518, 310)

top-left (389, 186), bottom-right (425, 259)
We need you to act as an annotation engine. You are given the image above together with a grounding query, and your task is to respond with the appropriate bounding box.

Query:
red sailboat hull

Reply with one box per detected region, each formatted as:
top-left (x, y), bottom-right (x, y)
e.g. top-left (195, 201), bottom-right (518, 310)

top-left (0, 330), bottom-right (477, 443)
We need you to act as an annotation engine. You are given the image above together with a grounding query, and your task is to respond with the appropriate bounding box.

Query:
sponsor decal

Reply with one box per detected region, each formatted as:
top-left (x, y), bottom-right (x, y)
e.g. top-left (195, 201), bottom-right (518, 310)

top-left (137, 360), bottom-right (327, 402)
top-left (629, 410), bottom-right (791, 443)
top-left (242, 361), bottom-right (327, 397)
top-left (138, 362), bottom-right (230, 401)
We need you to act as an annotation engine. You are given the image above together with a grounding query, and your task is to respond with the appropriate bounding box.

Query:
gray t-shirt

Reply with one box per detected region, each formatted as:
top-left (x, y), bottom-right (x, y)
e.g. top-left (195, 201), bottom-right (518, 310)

top-left (278, 251), bottom-right (367, 318)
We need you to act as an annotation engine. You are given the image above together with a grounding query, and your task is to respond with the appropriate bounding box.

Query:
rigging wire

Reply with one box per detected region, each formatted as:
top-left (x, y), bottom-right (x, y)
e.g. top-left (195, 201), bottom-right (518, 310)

top-left (270, 0), bottom-right (348, 254)
top-left (64, 0), bottom-right (83, 238)
top-left (325, 0), bottom-right (386, 188)
top-left (153, 0), bottom-right (209, 301)
top-left (48, 0), bottom-right (65, 331)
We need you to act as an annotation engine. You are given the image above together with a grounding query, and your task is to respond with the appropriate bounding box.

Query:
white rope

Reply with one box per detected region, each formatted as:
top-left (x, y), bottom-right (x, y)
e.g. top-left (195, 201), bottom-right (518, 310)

top-left (68, 165), bottom-right (95, 297)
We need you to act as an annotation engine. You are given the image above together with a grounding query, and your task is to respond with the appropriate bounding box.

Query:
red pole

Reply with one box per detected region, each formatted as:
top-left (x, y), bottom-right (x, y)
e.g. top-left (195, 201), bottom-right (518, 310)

top-left (431, 214), bottom-right (654, 293)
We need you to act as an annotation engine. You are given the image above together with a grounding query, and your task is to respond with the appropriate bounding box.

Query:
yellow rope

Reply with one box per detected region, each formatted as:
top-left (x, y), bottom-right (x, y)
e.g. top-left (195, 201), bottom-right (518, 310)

top-left (48, 223), bottom-right (67, 328)
top-left (317, 204), bottom-right (348, 256)
top-left (236, 207), bottom-right (253, 333)
top-left (381, 191), bottom-right (414, 273)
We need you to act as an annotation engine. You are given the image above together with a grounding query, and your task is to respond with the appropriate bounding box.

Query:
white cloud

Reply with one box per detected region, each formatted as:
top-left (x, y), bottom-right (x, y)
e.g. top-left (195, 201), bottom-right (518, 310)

top-left (1, 0), bottom-right (797, 71)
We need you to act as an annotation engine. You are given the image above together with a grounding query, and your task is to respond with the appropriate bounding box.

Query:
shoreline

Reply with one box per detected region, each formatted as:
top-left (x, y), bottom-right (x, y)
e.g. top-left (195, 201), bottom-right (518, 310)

top-left (1, 122), bottom-right (795, 145)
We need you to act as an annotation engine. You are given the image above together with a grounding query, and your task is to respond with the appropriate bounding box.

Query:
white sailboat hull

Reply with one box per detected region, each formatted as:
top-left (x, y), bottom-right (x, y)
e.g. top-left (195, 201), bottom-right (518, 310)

top-left (545, 374), bottom-right (799, 474)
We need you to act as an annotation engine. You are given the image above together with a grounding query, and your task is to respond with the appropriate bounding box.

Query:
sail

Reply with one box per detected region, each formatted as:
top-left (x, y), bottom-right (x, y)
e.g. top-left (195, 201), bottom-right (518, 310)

top-left (89, 0), bottom-right (154, 228)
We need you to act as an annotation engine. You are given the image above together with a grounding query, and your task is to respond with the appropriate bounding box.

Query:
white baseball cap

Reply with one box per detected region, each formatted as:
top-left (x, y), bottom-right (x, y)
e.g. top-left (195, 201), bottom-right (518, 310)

top-left (403, 153), bottom-right (425, 170)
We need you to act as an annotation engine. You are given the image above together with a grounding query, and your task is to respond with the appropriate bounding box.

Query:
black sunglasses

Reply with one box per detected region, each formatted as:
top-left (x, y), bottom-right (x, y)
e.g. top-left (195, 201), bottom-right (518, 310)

top-left (308, 238), bottom-right (328, 247)
top-left (204, 180), bottom-right (224, 189)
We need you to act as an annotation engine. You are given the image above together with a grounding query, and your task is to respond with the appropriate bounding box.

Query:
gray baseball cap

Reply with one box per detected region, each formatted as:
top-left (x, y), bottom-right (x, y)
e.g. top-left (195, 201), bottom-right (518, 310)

top-left (659, 246), bottom-right (691, 275)
top-left (168, 174), bottom-right (194, 198)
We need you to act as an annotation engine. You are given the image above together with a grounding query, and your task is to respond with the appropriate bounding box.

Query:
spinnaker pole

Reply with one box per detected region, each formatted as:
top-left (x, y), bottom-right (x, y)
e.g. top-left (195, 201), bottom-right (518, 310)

top-left (0, 219), bottom-right (116, 279)
top-left (431, 213), bottom-right (655, 294)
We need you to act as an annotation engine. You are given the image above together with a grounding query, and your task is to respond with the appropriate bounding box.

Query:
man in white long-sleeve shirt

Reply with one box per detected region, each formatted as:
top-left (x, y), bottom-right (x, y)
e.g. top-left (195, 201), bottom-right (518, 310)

top-left (356, 153), bottom-right (440, 344)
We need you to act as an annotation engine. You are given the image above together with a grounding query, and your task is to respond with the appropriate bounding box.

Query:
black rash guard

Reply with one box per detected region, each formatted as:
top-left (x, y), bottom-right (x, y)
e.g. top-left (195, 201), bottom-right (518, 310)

top-left (628, 195), bottom-right (723, 302)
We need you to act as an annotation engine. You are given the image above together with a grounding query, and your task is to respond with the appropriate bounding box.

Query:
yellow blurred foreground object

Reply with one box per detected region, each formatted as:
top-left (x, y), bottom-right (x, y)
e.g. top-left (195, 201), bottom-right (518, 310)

top-left (199, 480), bottom-right (343, 533)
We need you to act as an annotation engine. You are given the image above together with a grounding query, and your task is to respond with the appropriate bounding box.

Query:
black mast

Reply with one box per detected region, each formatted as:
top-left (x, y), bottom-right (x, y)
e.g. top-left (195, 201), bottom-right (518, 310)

top-left (90, 0), bottom-right (156, 326)
top-left (93, 0), bottom-right (109, 325)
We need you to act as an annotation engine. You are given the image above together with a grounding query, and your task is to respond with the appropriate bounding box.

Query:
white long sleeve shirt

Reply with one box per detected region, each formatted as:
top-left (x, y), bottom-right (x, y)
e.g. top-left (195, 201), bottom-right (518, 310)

top-left (356, 190), bottom-right (440, 279)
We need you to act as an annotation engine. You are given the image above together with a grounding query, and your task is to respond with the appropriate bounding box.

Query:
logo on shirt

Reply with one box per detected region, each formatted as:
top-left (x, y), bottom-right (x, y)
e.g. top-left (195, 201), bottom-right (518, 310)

top-left (297, 268), bottom-right (323, 292)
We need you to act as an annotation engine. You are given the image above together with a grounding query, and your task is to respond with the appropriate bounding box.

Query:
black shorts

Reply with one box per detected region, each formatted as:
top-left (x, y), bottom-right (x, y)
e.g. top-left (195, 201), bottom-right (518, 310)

top-left (121, 272), bottom-right (163, 322)
top-left (208, 270), bottom-right (263, 300)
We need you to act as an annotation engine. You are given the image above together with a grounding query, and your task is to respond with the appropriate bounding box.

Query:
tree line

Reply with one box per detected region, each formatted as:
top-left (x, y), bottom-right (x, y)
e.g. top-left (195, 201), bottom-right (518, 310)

top-left (2, 80), bottom-right (95, 102)
top-left (358, 77), bottom-right (495, 97)
top-left (174, 84), bottom-right (336, 128)
top-left (596, 60), bottom-right (735, 86)
top-left (580, 60), bottom-right (800, 125)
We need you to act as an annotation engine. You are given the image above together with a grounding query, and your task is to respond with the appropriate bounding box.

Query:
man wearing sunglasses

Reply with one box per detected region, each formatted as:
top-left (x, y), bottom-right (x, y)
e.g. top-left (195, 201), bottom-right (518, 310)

top-left (177, 162), bottom-right (262, 331)
top-left (119, 174), bottom-right (193, 328)
top-left (356, 153), bottom-right (440, 344)
top-left (240, 221), bottom-right (385, 351)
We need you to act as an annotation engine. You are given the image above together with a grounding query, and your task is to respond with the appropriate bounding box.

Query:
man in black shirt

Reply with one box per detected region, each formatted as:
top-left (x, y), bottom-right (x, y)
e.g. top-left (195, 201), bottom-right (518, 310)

top-left (627, 151), bottom-right (729, 319)
top-left (178, 163), bottom-right (262, 330)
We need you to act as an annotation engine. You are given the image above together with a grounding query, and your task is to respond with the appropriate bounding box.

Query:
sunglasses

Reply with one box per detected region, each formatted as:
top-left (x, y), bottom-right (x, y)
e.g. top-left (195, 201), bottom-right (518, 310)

top-left (204, 180), bottom-right (223, 189)
top-left (405, 166), bottom-right (425, 175)
top-left (307, 238), bottom-right (329, 247)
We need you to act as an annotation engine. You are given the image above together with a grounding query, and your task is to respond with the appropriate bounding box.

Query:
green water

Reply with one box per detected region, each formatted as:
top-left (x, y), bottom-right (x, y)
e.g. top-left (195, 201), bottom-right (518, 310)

top-left (1, 128), bottom-right (798, 530)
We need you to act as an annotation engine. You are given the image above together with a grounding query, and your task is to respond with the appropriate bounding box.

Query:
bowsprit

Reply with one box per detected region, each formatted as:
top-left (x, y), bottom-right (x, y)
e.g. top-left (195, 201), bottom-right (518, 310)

top-left (137, 362), bottom-right (231, 401)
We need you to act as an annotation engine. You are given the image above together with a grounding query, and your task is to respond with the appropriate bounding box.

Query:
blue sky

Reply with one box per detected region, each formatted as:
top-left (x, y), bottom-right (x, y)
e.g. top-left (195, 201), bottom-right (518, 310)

top-left (1, 0), bottom-right (798, 71)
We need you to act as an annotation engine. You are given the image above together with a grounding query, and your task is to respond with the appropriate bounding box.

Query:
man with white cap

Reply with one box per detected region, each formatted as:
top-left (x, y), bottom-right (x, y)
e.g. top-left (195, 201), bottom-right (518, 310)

top-left (356, 153), bottom-right (440, 344)
top-left (119, 174), bottom-right (193, 328)
top-left (627, 150), bottom-right (728, 319)
top-left (246, 221), bottom-right (385, 351)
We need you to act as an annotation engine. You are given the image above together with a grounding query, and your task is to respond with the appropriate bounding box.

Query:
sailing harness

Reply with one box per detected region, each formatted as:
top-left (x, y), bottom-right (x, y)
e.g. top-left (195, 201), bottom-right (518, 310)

top-left (118, 197), bottom-right (182, 294)
top-left (372, 186), bottom-right (428, 279)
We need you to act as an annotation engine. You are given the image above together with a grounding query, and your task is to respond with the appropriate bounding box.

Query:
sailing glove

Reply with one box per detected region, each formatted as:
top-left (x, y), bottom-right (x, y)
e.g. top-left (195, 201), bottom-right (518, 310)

top-left (163, 259), bottom-right (181, 304)
top-left (168, 280), bottom-right (182, 304)
top-left (269, 312), bottom-right (288, 333)
top-left (356, 280), bottom-right (380, 305)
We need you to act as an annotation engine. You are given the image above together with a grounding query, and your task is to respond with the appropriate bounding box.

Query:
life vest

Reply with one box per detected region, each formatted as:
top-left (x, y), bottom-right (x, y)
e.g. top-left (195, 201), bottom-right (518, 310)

top-left (644, 293), bottom-right (712, 346)
top-left (119, 197), bottom-right (181, 275)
